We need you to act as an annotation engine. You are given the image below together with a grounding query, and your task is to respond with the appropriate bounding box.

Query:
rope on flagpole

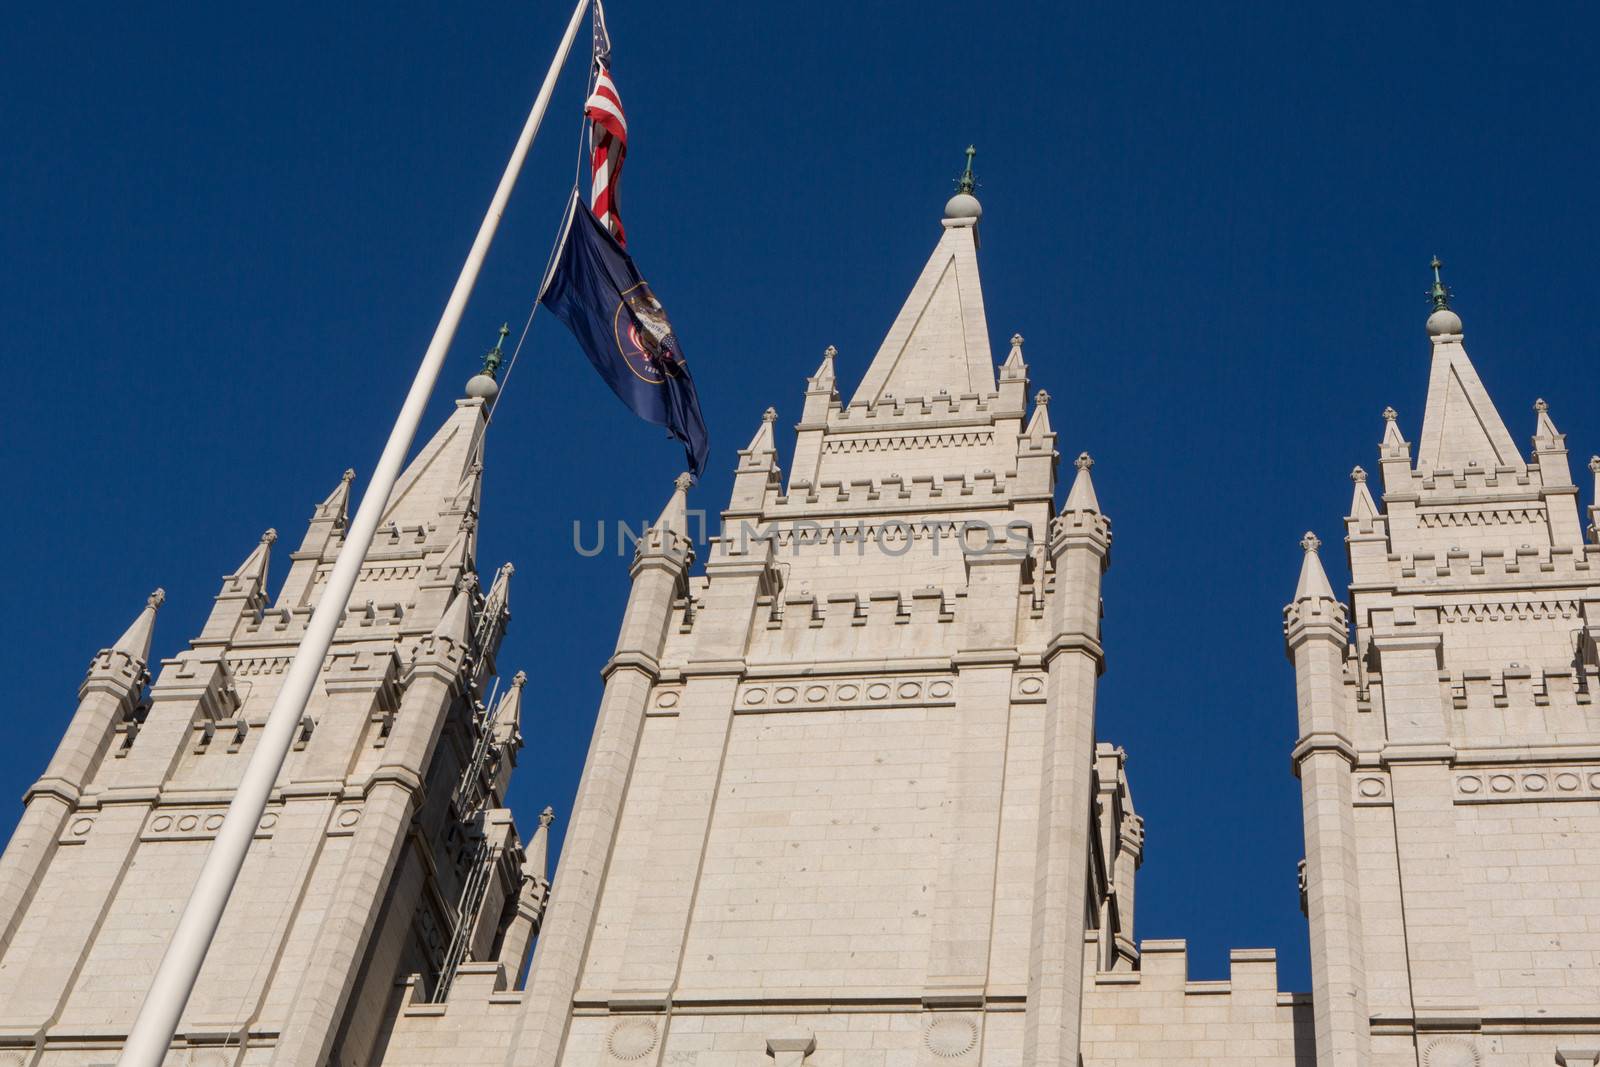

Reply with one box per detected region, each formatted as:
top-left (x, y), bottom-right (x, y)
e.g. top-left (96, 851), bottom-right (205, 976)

top-left (489, 38), bottom-right (596, 420)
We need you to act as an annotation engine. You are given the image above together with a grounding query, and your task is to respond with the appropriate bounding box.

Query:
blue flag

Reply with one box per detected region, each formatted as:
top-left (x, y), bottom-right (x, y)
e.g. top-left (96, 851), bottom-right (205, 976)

top-left (540, 200), bottom-right (710, 477)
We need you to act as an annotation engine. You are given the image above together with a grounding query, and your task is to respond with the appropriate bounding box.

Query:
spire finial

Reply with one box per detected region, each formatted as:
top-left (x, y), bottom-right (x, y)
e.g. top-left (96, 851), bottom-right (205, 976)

top-left (480, 323), bottom-right (510, 380)
top-left (1075, 452), bottom-right (1094, 472)
top-left (341, 468), bottom-right (356, 484)
top-left (512, 669), bottom-right (528, 687)
top-left (1351, 466), bottom-right (1368, 483)
top-left (1035, 389), bottom-right (1050, 407)
top-left (1301, 531), bottom-right (1322, 554)
top-left (148, 588), bottom-right (167, 610)
top-left (823, 344), bottom-right (837, 359)
top-left (1429, 256), bottom-right (1450, 310)
top-left (762, 406), bottom-right (778, 424)
top-left (261, 528), bottom-right (278, 545)
top-left (1590, 456), bottom-right (1600, 475)
top-left (958, 145), bottom-right (977, 195)
top-left (539, 805), bottom-right (555, 827)
top-left (674, 471), bottom-right (695, 492)
top-left (1383, 406), bottom-right (1398, 422)
top-left (1534, 398), bottom-right (1549, 413)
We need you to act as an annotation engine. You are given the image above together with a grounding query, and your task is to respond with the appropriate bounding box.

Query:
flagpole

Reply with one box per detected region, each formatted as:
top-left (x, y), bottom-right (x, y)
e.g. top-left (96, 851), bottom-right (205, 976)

top-left (116, 2), bottom-right (591, 1062)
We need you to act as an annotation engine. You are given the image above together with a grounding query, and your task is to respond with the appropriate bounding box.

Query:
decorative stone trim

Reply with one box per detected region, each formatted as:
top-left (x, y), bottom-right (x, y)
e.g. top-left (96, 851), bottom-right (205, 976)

top-left (141, 806), bottom-right (277, 841)
top-left (735, 675), bottom-right (956, 714)
top-left (1012, 672), bottom-right (1047, 703)
top-left (1454, 766), bottom-right (1600, 804)
top-left (605, 1018), bottom-right (659, 1062)
top-left (1353, 774), bottom-right (1391, 806)
top-left (1420, 1035), bottom-right (1480, 1066)
top-left (924, 1015), bottom-right (980, 1058)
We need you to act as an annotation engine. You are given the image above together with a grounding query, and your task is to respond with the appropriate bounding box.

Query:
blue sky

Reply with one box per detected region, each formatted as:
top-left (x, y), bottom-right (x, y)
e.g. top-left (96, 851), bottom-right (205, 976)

top-left (3, 1), bottom-right (1599, 990)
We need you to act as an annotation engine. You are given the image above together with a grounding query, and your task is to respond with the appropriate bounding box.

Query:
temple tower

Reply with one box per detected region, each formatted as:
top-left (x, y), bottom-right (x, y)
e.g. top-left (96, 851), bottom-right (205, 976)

top-left (492, 169), bottom-right (1127, 1067)
top-left (0, 385), bottom-right (550, 1066)
top-left (1287, 265), bottom-right (1600, 1067)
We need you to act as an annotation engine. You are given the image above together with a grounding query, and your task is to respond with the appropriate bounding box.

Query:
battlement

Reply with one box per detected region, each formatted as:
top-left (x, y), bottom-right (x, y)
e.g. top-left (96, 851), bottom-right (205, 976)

top-left (1386, 543), bottom-right (1598, 583)
top-left (820, 389), bottom-right (1019, 428)
top-left (773, 469), bottom-right (1019, 515)
top-left (1082, 941), bottom-right (1311, 1065)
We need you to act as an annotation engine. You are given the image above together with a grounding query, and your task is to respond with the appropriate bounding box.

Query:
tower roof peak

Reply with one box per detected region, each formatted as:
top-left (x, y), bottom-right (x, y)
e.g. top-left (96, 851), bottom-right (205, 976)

top-left (851, 181), bottom-right (995, 406)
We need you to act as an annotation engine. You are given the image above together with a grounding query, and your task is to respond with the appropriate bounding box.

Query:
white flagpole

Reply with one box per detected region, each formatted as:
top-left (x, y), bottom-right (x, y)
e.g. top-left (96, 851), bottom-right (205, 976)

top-left (117, 1), bottom-right (590, 1062)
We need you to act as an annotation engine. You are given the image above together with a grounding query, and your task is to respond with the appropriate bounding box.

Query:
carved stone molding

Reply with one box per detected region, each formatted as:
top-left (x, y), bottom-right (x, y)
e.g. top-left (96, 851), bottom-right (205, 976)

top-left (735, 675), bottom-right (956, 714)
top-left (1454, 766), bottom-right (1600, 804)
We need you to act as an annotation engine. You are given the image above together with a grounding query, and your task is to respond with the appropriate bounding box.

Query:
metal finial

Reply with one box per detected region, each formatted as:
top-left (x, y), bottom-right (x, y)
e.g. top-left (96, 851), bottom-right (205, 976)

top-left (957, 145), bottom-right (977, 195)
top-left (481, 323), bottom-right (510, 380)
top-left (1428, 256), bottom-right (1451, 311)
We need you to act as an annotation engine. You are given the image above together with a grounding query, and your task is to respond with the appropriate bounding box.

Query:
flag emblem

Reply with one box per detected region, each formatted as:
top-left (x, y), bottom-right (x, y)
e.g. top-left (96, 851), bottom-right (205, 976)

top-left (614, 283), bottom-right (683, 384)
top-left (585, 64), bottom-right (628, 245)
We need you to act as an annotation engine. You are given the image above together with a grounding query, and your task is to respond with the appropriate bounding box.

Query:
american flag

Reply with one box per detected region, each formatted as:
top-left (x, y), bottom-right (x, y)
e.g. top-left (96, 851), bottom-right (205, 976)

top-left (584, 58), bottom-right (627, 246)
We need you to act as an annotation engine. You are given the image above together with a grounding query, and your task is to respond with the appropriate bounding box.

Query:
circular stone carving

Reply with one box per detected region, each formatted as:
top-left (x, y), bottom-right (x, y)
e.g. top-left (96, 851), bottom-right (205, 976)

top-left (204, 814), bottom-right (224, 830)
top-left (178, 815), bottom-right (199, 832)
top-left (338, 809), bottom-right (361, 828)
top-left (1556, 772), bottom-right (1581, 791)
top-left (656, 691), bottom-right (680, 708)
top-left (805, 686), bottom-right (828, 703)
top-left (606, 1019), bottom-right (658, 1061)
top-left (898, 682), bottom-right (922, 699)
top-left (1523, 774), bottom-right (1548, 792)
top-left (866, 683), bottom-right (891, 700)
top-left (1590, 773), bottom-right (1600, 790)
top-left (1457, 776), bottom-right (1482, 794)
top-left (1421, 1036), bottom-right (1480, 1067)
top-left (71, 818), bottom-right (93, 836)
top-left (1489, 775), bottom-right (1515, 793)
top-left (258, 813), bottom-right (278, 830)
top-left (835, 684), bottom-right (859, 701)
top-left (775, 687), bottom-right (798, 704)
top-left (1358, 778), bottom-right (1384, 798)
top-left (925, 1016), bottom-right (979, 1058)
top-left (1018, 676), bottom-right (1044, 695)
top-left (744, 689), bottom-right (767, 705)
top-left (928, 680), bottom-right (953, 698)
top-left (153, 816), bottom-right (173, 831)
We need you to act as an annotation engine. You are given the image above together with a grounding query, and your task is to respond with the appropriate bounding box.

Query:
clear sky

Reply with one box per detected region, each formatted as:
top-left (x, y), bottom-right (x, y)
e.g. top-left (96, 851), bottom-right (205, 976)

top-left (3, 0), bottom-right (1598, 991)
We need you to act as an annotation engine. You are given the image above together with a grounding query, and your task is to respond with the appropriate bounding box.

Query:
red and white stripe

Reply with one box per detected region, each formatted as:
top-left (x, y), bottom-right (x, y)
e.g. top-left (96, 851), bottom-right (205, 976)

top-left (585, 63), bottom-right (628, 245)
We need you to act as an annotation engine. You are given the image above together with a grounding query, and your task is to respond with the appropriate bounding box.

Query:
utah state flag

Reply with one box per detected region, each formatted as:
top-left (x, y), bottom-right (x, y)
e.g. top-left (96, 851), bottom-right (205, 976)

top-left (539, 198), bottom-right (710, 478)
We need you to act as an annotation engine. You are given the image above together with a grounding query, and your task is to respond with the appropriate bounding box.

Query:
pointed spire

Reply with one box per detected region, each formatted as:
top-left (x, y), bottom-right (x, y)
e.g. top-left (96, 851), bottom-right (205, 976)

top-left (1000, 333), bottom-right (1027, 379)
top-left (1064, 452), bottom-right (1100, 513)
top-left (1350, 466), bottom-right (1379, 524)
top-left (430, 577), bottom-right (475, 645)
top-left (314, 469), bottom-right (355, 524)
top-left (809, 345), bottom-right (837, 391)
top-left (525, 805), bottom-right (555, 883)
top-left (746, 407), bottom-right (778, 453)
top-left (1381, 407), bottom-right (1405, 448)
top-left (1024, 389), bottom-right (1053, 441)
top-left (852, 167), bottom-right (994, 404)
top-left (493, 670), bottom-right (526, 744)
top-left (382, 397), bottom-right (488, 530)
top-left (1415, 271), bottom-right (1518, 470)
top-left (1533, 397), bottom-right (1564, 450)
top-left (655, 472), bottom-right (693, 536)
top-left (1294, 532), bottom-right (1337, 601)
top-left (111, 588), bottom-right (165, 663)
top-left (226, 529), bottom-right (276, 594)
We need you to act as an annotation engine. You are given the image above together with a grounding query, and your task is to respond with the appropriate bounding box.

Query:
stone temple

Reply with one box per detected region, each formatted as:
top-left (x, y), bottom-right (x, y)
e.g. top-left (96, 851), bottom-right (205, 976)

top-left (2, 185), bottom-right (1599, 1067)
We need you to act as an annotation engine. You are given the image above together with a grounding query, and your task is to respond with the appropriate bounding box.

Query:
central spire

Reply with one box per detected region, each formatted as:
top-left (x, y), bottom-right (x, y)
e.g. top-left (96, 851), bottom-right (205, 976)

top-left (849, 152), bottom-right (994, 405)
